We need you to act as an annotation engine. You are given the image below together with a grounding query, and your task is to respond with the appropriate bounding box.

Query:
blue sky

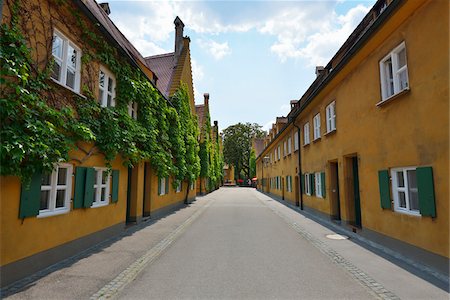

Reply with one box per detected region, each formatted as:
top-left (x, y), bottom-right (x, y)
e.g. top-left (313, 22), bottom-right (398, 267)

top-left (105, 0), bottom-right (376, 132)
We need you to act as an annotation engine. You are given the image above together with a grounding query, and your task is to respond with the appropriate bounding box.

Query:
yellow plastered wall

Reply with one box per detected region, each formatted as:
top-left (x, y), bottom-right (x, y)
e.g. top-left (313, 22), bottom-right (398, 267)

top-left (296, 0), bottom-right (448, 257)
top-left (0, 143), bottom-right (128, 266)
top-left (257, 124), bottom-right (299, 206)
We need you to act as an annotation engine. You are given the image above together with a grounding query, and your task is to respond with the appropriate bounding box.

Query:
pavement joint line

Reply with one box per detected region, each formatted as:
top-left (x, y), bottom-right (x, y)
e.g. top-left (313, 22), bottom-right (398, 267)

top-left (90, 198), bottom-right (215, 300)
top-left (257, 195), bottom-right (400, 300)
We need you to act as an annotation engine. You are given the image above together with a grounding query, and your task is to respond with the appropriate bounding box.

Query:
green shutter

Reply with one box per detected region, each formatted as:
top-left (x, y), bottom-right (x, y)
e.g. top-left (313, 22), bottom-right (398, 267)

top-left (321, 172), bottom-right (326, 198)
top-left (300, 174), bottom-right (304, 194)
top-left (417, 167), bottom-right (436, 217)
top-left (378, 170), bottom-right (391, 209)
top-left (165, 177), bottom-right (169, 194)
top-left (310, 173), bottom-right (315, 195)
top-left (83, 167), bottom-right (95, 208)
top-left (19, 171), bottom-right (42, 218)
top-left (73, 167), bottom-right (87, 209)
top-left (158, 178), bottom-right (161, 195)
top-left (111, 170), bottom-right (119, 203)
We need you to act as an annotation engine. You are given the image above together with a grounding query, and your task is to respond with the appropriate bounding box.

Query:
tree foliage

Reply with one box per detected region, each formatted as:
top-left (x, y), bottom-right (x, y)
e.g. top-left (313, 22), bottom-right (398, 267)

top-left (223, 123), bottom-right (265, 179)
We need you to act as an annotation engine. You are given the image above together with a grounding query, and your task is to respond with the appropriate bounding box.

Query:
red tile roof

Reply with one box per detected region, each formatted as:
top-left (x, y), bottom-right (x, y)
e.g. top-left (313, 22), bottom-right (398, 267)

top-left (145, 53), bottom-right (176, 97)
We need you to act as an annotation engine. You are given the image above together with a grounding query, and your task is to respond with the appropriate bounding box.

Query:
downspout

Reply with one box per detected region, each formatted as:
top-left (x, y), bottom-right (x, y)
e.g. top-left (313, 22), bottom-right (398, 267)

top-left (293, 123), bottom-right (303, 210)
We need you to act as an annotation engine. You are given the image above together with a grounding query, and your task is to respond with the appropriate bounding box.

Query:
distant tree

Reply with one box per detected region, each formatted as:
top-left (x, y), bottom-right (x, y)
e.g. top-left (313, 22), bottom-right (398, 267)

top-left (223, 123), bottom-right (265, 179)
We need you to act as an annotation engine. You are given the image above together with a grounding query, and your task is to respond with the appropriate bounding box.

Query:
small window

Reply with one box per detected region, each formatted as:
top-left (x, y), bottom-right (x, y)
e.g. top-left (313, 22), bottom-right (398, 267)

top-left (379, 42), bottom-right (409, 101)
top-left (92, 168), bottom-right (110, 207)
top-left (315, 172), bottom-right (323, 198)
top-left (305, 173), bottom-right (311, 195)
top-left (286, 176), bottom-right (291, 192)
top-left (176, 181), bottom-right (182, 193)
top-left (287, 137), bottom-right (292, 154)
top-left (303, 123), bottom-right (310, 145)
top-left (128, 102), bottom-right (138, 119)
top-left (294, 132), bottom-right (299, 151)
top-left (277, 146), bottom-right (281, 160)
top-left (391, 167), bottom-right (419, 216)
top-left (190, 181), bottom-right (195, 191)
top-left (326, 101), bottom-right (336, 133)
top-left (98, 67), bottom-right (116, 107)
top-left (39, 163), bottom-right (73, 217)
top-left (283, 141), bottom-right (287, 157)
top-left (159, 177), bottom-right (167, 195)
top-left (51, 30), bottom-right (81, 92)
top-left (313, 114), bottom-right (321, 140)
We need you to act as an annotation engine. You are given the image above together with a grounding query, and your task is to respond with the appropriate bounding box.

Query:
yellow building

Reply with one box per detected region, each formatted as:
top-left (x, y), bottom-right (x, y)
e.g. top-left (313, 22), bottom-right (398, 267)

top-left (257, 0), bottom-right (449, 271)
top-left (0, 0), bottom-right (199, 286)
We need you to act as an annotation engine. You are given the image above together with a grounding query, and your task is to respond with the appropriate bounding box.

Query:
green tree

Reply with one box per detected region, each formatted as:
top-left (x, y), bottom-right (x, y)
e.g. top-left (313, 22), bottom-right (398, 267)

top-left (223, 123), bottom-right (265, 180)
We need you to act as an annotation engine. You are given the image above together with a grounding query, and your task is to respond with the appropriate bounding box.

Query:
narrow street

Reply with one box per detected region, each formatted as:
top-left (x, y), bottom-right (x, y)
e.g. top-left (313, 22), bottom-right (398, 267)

top-left (4, 188), bottom-right (447, 300)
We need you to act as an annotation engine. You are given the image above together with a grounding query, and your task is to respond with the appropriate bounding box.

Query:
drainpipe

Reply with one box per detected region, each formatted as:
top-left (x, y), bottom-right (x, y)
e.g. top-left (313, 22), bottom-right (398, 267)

top-left (293, 123), bottom-right (303, 210)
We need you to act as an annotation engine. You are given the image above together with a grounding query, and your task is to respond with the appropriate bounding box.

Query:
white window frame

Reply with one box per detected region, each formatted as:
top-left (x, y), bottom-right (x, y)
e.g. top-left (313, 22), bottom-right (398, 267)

top-left (92, 168), bottom-right (111, 207)
top-left (283, 141), bottom-right (287, 157)
top-left (160, 177), bottom-right (167, 195)
top-left (313, 114), bottom-right (321, 140)
top-left (128, 102), bottom-right (138, 119)
top-left (51, 29), bottom-right (81, 92)
top-left (98, 66), bottom-right (116, 107)
top-left (379, 41), bottom-right (409, 101)
top-left (294, 132), bottom-right (299, 151)
top-left (287, 137), bottom-right (292, 154)
top-left (286, 176), bottom-right (291, 192)
top-left (176, 180), bottom-right (182, 193)
top-left (38, 163), bottom-right (73, 218)
top-left (326, 101), bottom-right (336, 133)
top-left (303, 123), bottom-right (310, 145)
top-left (190, 181), bottom-right (195, 191)
top-left (277, 146), bottom-right (281, 160)
top-left (305, 173), bottom-right (311, 195)
top-left (391, 167), bottom-right (420, 216)
top-left (315, 172), bottom-right (323, 198)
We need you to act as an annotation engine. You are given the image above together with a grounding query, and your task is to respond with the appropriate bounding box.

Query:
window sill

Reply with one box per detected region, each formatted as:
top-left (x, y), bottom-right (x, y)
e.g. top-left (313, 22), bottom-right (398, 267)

top-left (50, 78), bottom-right (86, 99)
top-left (37, 208), bottom-right (70, 218)
top-left (312, 137), bottom-right (321, 143)
top-left (91, 201), bottom-right (109, 208)
top-left (324, 129), bottom-right (336, 136)
top-left (393, 208), bottom-right (421, 217)
top-left (376, 88), bottom-right (410, 107)
top-left (303, 143), bottom-right (310, 148)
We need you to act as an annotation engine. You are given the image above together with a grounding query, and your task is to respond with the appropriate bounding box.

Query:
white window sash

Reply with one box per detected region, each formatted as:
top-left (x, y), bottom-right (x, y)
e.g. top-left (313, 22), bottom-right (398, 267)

top-left (92, 168), bottom-right (110, 207)
top-left (52, 30), bottom-right (81, 92)
top-left (391, 167), bottom-right (420, 216)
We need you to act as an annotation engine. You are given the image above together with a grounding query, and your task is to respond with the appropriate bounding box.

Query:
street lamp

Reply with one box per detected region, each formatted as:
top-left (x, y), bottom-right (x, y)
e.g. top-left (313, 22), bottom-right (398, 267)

top-left (262, 156), bottom-right (270, 193)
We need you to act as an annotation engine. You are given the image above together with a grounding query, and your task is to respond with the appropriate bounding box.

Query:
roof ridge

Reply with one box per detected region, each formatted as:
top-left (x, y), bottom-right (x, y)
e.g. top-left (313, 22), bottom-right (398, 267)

top-left (145, 52), bottom-right (175, 59)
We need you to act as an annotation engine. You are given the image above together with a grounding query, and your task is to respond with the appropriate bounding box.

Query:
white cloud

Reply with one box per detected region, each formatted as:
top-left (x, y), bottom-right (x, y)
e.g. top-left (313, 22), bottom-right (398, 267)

top-left (262, 120), bottom-right (274, 132)
top-left (191, 58), bottom-right (205, 103)
top-left (198, 39), bottom-right (232, 60)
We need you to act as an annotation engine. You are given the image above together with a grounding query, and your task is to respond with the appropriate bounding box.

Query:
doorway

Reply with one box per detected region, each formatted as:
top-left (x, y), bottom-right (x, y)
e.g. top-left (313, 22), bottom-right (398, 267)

top-left (281, 177), bottom-right (285, 200)
top-left (329, 161), bottom-right (341, 220)
top-left (294, 176), bottom-right (299, 206)
top-left (345, 156), bottom-right (362, 228)
top-left (126, 166), bottom-right (133, 223)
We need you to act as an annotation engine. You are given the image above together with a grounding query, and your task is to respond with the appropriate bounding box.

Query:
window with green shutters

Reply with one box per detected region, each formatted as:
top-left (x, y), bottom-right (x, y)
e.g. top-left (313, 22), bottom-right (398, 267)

top-left (158, 177), bottom-right (169, 195)
top-left (380, 166), bottom-right (436, 217)
top-left (304, 173), bottom-right (311, 195)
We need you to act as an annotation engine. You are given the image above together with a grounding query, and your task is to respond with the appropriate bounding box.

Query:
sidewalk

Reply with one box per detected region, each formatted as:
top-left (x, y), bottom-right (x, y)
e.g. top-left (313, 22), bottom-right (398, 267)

top-left (254, 190), bottom-right (449, 299)
top-left (1, 197), bottom-right (211, 299)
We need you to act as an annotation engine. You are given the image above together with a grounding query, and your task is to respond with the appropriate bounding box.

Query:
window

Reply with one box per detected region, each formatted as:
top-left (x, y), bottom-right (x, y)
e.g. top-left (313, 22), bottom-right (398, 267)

top-left (128, 102), bottom-right (138, 119)
top-left (98, 67), bottom-right (115, 107)
top-left (305, 173), bottom-right (311, 195)
top-left (51, 30), bottom-right (81, 92)
top-left (92, 168), bottom-right (111, 207)
top-left (287, 137), bottom-right (292, 154)
top-left (286, 176), bottom-right (292, 192)
top-left (159, 177), bottom-right (168, 195)
top-left (277, 146), bottom-right (281, 160)
top-left (313, 114), bottom-right (321, 140)
top-left (326, 101), bottom-right (336, 133)
top-left (39, 164), bottom-right (73, 217)
top-left (274, 150), bottom-right (277, 162)
top-left (303, 123), bottom-right (310, 145)
top-left (283, 141), bottom-right (287, 157)
top-left (176, 181), bottom-right (182, 193)
top-left (190, 181), bottom-right (195, 190)
top-left (294, 132), bottom-right (299, 151)
top-left (380, 42), bottom-right (409, 101)
top-left (315, 172), bottom-right (323, 198)
top-left (391, 167), bottom-right (419, 216)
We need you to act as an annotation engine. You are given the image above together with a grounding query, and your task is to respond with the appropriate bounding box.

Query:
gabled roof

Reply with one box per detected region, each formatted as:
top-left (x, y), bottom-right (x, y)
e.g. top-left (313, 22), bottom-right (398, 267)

top-left (145, 53), bottom-right (176, 97)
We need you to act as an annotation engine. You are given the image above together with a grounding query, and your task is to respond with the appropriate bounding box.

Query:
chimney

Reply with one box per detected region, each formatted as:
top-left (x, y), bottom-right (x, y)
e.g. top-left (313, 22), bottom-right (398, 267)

top-left (290, 100), bottom-right (298, 109)
top-left (204, 93), bottom-right (209, 108)
top-left (174, 16), bottom-right (185, 55)
top-left (214, 120), bottom-right (218, 127)
top-left (315, 66), bottom-right (325, 77)
top-left (99, 3), bottom-right (111, 15)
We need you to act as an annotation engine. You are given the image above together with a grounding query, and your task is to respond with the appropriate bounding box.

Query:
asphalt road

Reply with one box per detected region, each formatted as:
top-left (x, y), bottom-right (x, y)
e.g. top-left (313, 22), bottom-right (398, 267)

top-left (118, 188), bottom-right (373, 299)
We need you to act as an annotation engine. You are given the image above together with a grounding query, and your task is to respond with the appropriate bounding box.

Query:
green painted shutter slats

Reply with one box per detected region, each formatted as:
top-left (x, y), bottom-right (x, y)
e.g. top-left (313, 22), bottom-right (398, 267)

top-left (321, 172), bottom-right (326, 198)
top-left (310, 173), bottom-right (315, 195)
top-left (73, 167), bottom-right (87, 209)
top-left (300, 174), bottom-right (304, 194)
top-left (165, 177), bottom-right (169, 195)
top-left (111, 170), bottom-right (119, 203)
top-left (417, 167), bottom-right (436, 217)
top-left (83, 167), bottom-right (95, 208)
top-left (378, 170), bottom-right (391, 209)
top-left (19, 171), bottom-right (42, 218)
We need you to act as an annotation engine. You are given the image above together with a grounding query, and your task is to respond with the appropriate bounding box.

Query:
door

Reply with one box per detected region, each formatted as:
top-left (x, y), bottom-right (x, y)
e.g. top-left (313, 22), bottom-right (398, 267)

top-left (294, 176), bottom-right (299, 206)
top-left (281, 177), bottom-right (285, 200)
top-left (330, 162), bottom-right (341, 220)
top-left (352, 157), bottom-right (362, 227)
top-left (126, 166), bottom-right (132, 223)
